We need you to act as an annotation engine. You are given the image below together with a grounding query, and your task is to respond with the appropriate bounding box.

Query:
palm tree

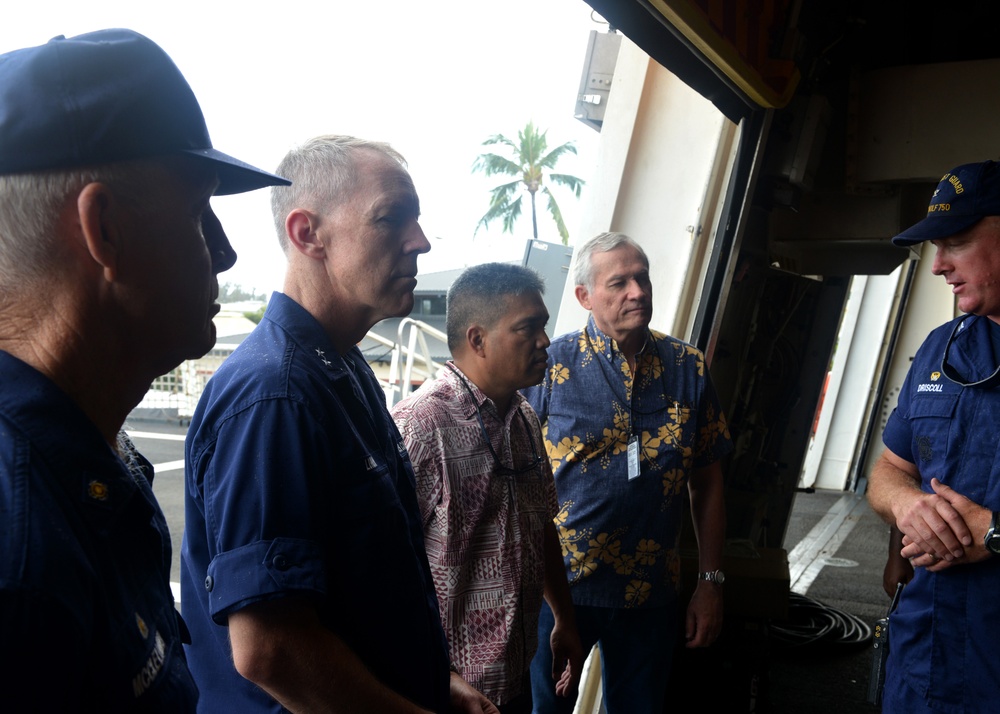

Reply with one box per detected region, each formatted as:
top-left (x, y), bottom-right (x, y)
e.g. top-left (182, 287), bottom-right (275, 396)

top-left (472, 121), bottom-right (584, 245)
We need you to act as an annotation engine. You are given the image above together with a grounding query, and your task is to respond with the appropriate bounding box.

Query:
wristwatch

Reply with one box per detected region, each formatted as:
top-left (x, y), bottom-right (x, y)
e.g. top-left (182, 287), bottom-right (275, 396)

top-left (984, 511), bottom-right (1000, 555)
top-left (698, 569), bottom-right (725, 585)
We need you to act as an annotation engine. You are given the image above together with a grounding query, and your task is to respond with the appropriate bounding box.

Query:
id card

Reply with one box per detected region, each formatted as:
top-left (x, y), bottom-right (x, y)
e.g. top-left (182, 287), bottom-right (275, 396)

top-left (627, 435), bottom-right (640, 480)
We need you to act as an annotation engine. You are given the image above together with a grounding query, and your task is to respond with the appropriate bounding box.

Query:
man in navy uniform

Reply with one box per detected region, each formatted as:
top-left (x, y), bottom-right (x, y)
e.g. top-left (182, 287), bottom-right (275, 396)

top-left (0, 29), bottom-right (287, 711)
top-left (869, 160), bottom-right (1000, 713)
top-left (182, 135), bottom-right (499, 714)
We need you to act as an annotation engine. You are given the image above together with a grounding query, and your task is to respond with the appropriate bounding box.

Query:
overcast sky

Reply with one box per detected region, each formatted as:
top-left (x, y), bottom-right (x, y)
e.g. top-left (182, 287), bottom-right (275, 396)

top-left (3, 0), bottom-right (608, 294)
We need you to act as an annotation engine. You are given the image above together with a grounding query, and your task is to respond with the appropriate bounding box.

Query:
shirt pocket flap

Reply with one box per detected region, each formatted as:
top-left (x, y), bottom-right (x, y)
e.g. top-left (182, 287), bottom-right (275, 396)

top-left (909, 392), bottom-right (959, 419)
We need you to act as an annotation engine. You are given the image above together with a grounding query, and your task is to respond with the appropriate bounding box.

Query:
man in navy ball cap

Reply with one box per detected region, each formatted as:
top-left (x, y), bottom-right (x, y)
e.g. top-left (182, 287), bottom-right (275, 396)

top-left (890, 161), bottom-right (1000, 247)
top-left (0, 28), bottom-right (288, 192)
top-left (0, 28), bottom-right (288, 711)
top-left (868, 160), bottom-right (1000, 713)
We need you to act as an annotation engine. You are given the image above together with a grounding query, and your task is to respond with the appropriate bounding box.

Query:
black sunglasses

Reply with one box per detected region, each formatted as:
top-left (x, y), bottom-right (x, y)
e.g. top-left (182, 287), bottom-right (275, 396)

top-left (446, 364), bottom-right (544, 475)
top-left (941, 317), bottom-right (1000, 389)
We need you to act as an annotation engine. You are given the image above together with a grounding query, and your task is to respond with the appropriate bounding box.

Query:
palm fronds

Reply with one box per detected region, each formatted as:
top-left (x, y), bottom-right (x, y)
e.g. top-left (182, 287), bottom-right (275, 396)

top-left (471, 121), bottom-right (584, 245)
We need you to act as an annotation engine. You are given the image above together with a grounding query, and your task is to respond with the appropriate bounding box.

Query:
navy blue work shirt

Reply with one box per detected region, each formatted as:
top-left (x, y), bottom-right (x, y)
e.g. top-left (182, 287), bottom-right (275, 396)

top-left (882, 314), bottom-right (1000, 712)
top-left (0, 351), bottom-right (197, 711)
top-left (181, 292), bottom-right (450, 713)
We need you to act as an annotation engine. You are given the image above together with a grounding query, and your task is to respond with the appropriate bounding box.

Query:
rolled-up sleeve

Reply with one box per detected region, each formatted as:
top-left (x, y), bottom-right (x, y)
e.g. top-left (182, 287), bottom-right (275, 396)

top-left (207, 537), bottom-right (326, 623)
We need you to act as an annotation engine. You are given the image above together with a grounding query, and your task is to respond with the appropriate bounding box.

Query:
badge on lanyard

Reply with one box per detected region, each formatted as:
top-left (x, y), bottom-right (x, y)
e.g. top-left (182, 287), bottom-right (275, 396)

top-left (627, 435), bottom-right (640, 480)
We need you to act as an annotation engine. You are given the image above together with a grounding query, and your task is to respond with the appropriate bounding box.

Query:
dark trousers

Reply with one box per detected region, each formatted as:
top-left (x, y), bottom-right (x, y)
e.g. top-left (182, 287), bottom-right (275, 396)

top-left (530, 600), bottom-right (678, 714)
top-left (882, 654), bottom-right (934, 714)
top-left (498, 688), bottom-right (533, 714)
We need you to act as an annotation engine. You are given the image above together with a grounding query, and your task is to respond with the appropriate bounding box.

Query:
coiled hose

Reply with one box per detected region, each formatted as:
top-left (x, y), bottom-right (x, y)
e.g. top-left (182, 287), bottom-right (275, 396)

top-left (769, 592), bottom-right (873, 648)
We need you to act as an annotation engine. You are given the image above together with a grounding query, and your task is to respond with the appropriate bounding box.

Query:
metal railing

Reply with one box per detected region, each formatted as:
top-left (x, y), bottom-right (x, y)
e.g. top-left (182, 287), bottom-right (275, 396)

top-left (136, 320), bottom-right (447, 420)
top-left (381, 317), bottom-right (449, 408)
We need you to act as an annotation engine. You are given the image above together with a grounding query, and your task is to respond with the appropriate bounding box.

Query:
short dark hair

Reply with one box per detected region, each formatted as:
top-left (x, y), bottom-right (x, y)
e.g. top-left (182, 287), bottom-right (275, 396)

top-left (446, 263), bottom-right (545, 352)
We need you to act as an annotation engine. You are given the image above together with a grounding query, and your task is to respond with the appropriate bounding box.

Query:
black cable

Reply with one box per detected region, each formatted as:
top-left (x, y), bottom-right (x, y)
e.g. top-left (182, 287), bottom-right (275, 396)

top-left (769, 592), bottom-right (872, 649)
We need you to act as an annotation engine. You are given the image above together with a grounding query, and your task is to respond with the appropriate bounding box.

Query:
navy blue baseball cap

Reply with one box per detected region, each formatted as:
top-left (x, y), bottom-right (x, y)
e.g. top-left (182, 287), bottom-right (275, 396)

top-left (0, 28), bottom-right (289, 195)
top-left (892, 160), bottom-right (1000, 246)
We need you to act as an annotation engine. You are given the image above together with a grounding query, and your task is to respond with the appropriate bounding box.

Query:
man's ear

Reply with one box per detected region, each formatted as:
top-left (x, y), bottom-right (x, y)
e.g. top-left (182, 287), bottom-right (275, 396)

top-left (285, 209), bottom-right (326, 260)
top-left (76, 182), bottom-right (120, 282)
top-left (466, 324), bottom-right (487, 357)
top-left (575, 284), bottom-right (592, 310)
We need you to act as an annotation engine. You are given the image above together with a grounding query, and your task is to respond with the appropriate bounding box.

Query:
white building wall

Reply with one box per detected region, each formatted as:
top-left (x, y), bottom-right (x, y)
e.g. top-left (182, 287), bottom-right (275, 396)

top-left (555, 38), bottom-right (728, 339)
top-left (804, 272), bottom-right (899, 490)
top-left (858, 242), bottom-right (957, 481)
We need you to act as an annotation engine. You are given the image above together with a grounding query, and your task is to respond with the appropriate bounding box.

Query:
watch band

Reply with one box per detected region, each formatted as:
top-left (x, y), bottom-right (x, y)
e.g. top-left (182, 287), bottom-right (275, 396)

top-left (698, 569), bottom-right (725, 585)
top-left (986, 511), bottom-right (1000, 554)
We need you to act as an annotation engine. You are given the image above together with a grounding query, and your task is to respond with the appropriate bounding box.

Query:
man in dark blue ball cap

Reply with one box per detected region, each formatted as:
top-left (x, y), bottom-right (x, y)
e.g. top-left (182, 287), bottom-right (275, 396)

top-left (868, 160), bottom-right (1000, 713)
top-left (0, 28), bottom-right (288, 711)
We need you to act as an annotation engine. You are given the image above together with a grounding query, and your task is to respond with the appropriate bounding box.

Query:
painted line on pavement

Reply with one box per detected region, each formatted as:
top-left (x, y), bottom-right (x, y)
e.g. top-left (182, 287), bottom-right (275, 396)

top-left (151, 459), bottom-right (185, 473)
top-left (126, 430), bottom-right (186, 441)
top-left (787, 491), bottom-right (866, 594)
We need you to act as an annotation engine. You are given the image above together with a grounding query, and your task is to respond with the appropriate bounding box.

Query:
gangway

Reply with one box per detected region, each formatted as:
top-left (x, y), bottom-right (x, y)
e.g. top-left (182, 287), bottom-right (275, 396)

top-left (381, 317), bottom-right (448, 408)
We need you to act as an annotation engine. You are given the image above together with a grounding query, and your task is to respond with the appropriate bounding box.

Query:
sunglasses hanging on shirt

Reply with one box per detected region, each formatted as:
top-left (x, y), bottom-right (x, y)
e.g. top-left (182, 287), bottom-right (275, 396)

top-left (941, 317), bottom-right (1000, 390)
top-left (446, 363), bottom-right (543, 475)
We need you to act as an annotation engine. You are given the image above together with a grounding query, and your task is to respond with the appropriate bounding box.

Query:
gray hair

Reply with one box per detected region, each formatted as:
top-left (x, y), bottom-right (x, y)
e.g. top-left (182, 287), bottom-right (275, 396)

top-left (270, 135), bottom-right (407, 253)
top-left (572, 231), bottom-right (649, 290)
top-left (0, 160), bottom-right (166, 293)
top-left (446, 262), bottom-right (545, 352)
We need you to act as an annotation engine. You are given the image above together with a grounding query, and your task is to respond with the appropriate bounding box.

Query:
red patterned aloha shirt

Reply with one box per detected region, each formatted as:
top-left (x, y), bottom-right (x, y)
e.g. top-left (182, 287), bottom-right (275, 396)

top-left (391, 362), bottom-right (558, 705)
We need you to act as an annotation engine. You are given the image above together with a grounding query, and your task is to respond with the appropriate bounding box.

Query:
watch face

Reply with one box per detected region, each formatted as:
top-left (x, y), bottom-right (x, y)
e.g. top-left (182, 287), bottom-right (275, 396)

top-left (988, 533), bottom-right (1000, 555)
top-left (715, 570), bottom-right (726, 585)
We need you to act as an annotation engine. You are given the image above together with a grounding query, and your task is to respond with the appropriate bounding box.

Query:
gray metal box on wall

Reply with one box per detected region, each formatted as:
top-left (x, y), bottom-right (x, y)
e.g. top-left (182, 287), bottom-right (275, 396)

top-left (522, 239), bottom-right (574, 331)
top-left (575, 30), bottom-right (623, 131)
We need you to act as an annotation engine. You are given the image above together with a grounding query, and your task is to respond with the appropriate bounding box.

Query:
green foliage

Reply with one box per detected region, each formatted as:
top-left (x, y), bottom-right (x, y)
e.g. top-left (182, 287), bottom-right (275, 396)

top-left (243, 306), bottom-right (266, 324)
top-left (472, 121), bottom-right (584, 245)
top-left (219, 282), bottom-right (266, 303)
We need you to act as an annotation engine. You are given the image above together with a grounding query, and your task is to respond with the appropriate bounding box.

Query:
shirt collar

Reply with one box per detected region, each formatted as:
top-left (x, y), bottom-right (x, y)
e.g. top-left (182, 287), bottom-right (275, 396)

top-left (0, 351), bottom-right (147, 531)
top-left (942, 314), bottom-right (1000, 387)
top-left (584, 314), bottom-right (651, 362)
top-left (264, 291), bottom-right (361, 378)
top-left (443, 361), bottom-right (526, 425)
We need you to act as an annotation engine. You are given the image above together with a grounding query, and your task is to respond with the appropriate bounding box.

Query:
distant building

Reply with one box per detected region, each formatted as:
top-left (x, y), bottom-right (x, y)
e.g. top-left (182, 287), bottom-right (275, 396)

top-left (130, 269), bottom-right (462, 424)
top-left (131, 307), bottom-right (262, 423)
top-left (361, 267), bottom-right (456, 390)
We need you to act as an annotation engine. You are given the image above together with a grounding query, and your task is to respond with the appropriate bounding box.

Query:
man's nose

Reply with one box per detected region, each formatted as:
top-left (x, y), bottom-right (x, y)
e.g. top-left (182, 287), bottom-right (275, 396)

top-left (628, 279), bottom-right (649, 300)
top-left (931, 247), bottom-right (948, 276)
top-left (204, 207), bottom-right (237, 274)
top-left (407, 222), bottom-right (432, 255)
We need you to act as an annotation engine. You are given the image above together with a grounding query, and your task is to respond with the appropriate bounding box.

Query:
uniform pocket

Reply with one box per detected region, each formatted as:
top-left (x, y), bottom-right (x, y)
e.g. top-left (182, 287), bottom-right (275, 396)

top-left (909, 393), bottom-right (959, 419)
top-left (337, 453), bottom-right (401, 523)
top-left (908, 393), bottom-right (959, 468)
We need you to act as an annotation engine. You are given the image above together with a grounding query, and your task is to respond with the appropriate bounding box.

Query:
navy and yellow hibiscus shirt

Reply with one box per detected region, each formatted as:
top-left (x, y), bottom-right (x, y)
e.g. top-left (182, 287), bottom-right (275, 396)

top-left (522, 315), bottom-right (733, 609)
